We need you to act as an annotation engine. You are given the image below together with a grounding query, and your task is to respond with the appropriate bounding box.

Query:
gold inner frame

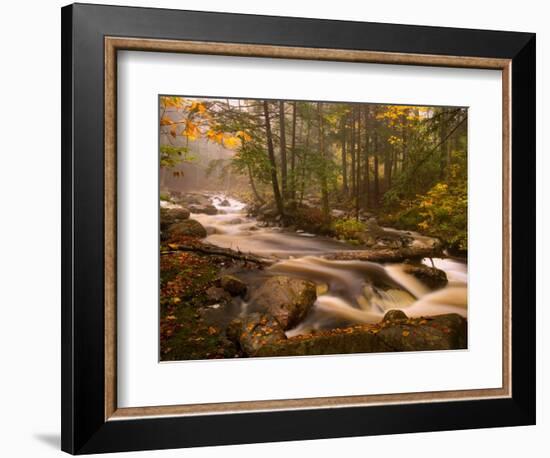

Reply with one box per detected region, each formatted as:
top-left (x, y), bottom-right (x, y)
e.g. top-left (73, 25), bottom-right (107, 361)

top-left (104, 37), bottom-right (512, 421)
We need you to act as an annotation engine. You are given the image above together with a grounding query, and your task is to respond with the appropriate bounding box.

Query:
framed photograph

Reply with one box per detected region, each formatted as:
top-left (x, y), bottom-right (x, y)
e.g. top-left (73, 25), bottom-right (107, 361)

top-left (61, 3), bottom-right (536, 454)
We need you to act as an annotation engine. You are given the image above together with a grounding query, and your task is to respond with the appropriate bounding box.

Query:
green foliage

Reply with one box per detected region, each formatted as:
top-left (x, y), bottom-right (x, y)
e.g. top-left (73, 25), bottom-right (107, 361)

top-left (332, 218), bottom-right (366, 242)
top-left (382, 165), bottom-right (467, 251)
top-left (160, 145), bottom-right (195, 168)
top-left (231, 143), bottom-right (272, 184)
top-left (160, 192), bottom-right (171, 202)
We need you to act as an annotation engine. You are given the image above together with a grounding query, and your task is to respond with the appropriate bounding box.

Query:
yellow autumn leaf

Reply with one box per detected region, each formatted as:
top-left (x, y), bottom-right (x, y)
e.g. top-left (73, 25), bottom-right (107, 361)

top-left (206, 129), bottom-right (217, 141)
top-left (189, 101), bottom-right (207, 114)
top-left (183, 120), bottom-right (199, 140)
top-left (223, 135), bottom-right (241, 149)
top-left (160, 116), bottom-right (174, 126)
top-left (214, 132), bottom-right (224, 144)
top-left (236, 130), bottom-right (252, 142)
top-left (402, 330), bottom-right (410, 337)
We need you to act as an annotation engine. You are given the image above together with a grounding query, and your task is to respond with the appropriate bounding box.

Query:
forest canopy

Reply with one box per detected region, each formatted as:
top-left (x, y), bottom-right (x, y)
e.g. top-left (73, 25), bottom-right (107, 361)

top-left (159, 96), bottom-right (468, 252)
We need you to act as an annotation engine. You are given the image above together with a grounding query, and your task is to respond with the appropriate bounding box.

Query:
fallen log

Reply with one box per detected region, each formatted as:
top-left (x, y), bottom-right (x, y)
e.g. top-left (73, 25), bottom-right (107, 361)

top-left (161, 242), bottom-right (271, 266)
top-left (322, 245), bottom-right (443, 263)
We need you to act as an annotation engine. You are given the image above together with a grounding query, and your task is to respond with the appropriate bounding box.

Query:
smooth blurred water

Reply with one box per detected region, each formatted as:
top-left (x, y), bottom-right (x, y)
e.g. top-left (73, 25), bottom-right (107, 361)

top-left (187, 194), bottom-right (467, 336)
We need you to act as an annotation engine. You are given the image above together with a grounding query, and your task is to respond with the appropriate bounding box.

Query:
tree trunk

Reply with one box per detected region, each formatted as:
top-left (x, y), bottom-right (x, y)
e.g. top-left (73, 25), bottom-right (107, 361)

top-left (290, 101), bottom-right (297, 200)
top-left (341, 115), bottom-right (348, 195)
top-left (384, 141), bottom-right (392, 191)
top-left (279, 100), bottom-right (288, 199)
top-left (263, 101), bottom-right (284, 217)
top-left (247, 163), bottom-right (264, 205)
top-left (299, 119), bottom-right (311, 204)
top-left (350, 110), bottom-right (356, 197)
top-left (439, 109), bottom-right (450, 180)
top-left (317, 102), bottom-right (331, 221)
top-left (401, 123), bottom-right (408, 171)
top-left (363, 106), bottom-right (370, 209)
top-left (373, 132), bottom-right (380, 206)
top-left (355, 107), bottom-right (361, 220)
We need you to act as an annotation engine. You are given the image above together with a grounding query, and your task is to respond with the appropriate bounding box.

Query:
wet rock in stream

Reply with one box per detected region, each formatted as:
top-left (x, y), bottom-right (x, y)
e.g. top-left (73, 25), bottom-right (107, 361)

top-left (401, 263), bottom-right (448, 290)
top-left (383, 309), bottom-right (408, 322)
top-left (189, 204), bottom-right (218, 215)
top-left (247, 275), bottom-right (317, 330)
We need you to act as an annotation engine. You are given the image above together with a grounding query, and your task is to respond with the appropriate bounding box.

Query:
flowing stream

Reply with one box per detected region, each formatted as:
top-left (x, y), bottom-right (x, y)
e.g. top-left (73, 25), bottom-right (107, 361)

top-left (185, 194), bottom-right (467, 336)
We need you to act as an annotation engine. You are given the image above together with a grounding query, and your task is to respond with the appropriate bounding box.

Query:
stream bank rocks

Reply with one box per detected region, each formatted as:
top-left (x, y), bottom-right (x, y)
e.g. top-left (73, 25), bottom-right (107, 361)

top-left (189, 204), bottom-right (218, 215)
top-left (160, 200), bottom-right (209, 241)
top-left (169, 192), bottom-right (219, 215)
top-left (227, 311), bottom-right (467, 357)
top-left (160, 207), bottom-right (190, 230)
top-left (247, 276), bottom-right (317, 330)
top-left (166, 219), bottom-right (207, 240)
top-left (376, 313), bottom-right (466, 351)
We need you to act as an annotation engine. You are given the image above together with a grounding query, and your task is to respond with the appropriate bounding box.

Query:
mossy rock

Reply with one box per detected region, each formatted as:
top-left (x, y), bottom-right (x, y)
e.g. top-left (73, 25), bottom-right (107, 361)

top-left (227, 313), bottom-right (287, 356)
top-left (160, 207), bottom-right (190, 231)
top-left (377, 313), bottom-right (467, 351)
top-left (166, 219), bottom-right (207, 240)
top-left (256, 328), bottom-right (390, 357)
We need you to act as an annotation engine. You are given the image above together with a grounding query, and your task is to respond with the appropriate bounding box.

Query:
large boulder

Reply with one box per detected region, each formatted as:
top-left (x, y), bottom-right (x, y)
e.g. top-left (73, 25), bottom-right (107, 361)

top-left (402, 264), bottom-right (448, 290)
top-left (227, 312), bottom-right (467, 357)
top-left (227, 313), bottom-right (287, 356)
top-left (219, 199), bottom-right (231, 207)
top-left (377, 313), bottom-right (467, 351)
top-left (255, 327), bottom-right (390, 357)
top-left (248, 276), bottom-right (317, 330)
top-left (166, 219), bottom-right (207, 239)
top-left (189, 204), bottom-right (218, 215)
top-left (160, 207), bottom-right (190, 231)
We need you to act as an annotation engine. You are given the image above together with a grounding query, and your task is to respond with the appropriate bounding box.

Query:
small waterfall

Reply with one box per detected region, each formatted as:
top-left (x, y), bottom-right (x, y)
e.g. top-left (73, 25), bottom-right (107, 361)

top-left (180, 193), bottom-right (467, 337)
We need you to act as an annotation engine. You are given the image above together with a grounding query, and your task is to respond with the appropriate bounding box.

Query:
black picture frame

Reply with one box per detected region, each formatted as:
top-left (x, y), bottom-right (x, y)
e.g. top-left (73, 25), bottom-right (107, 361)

top-left (61, 3), bottom-right (536, 454)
